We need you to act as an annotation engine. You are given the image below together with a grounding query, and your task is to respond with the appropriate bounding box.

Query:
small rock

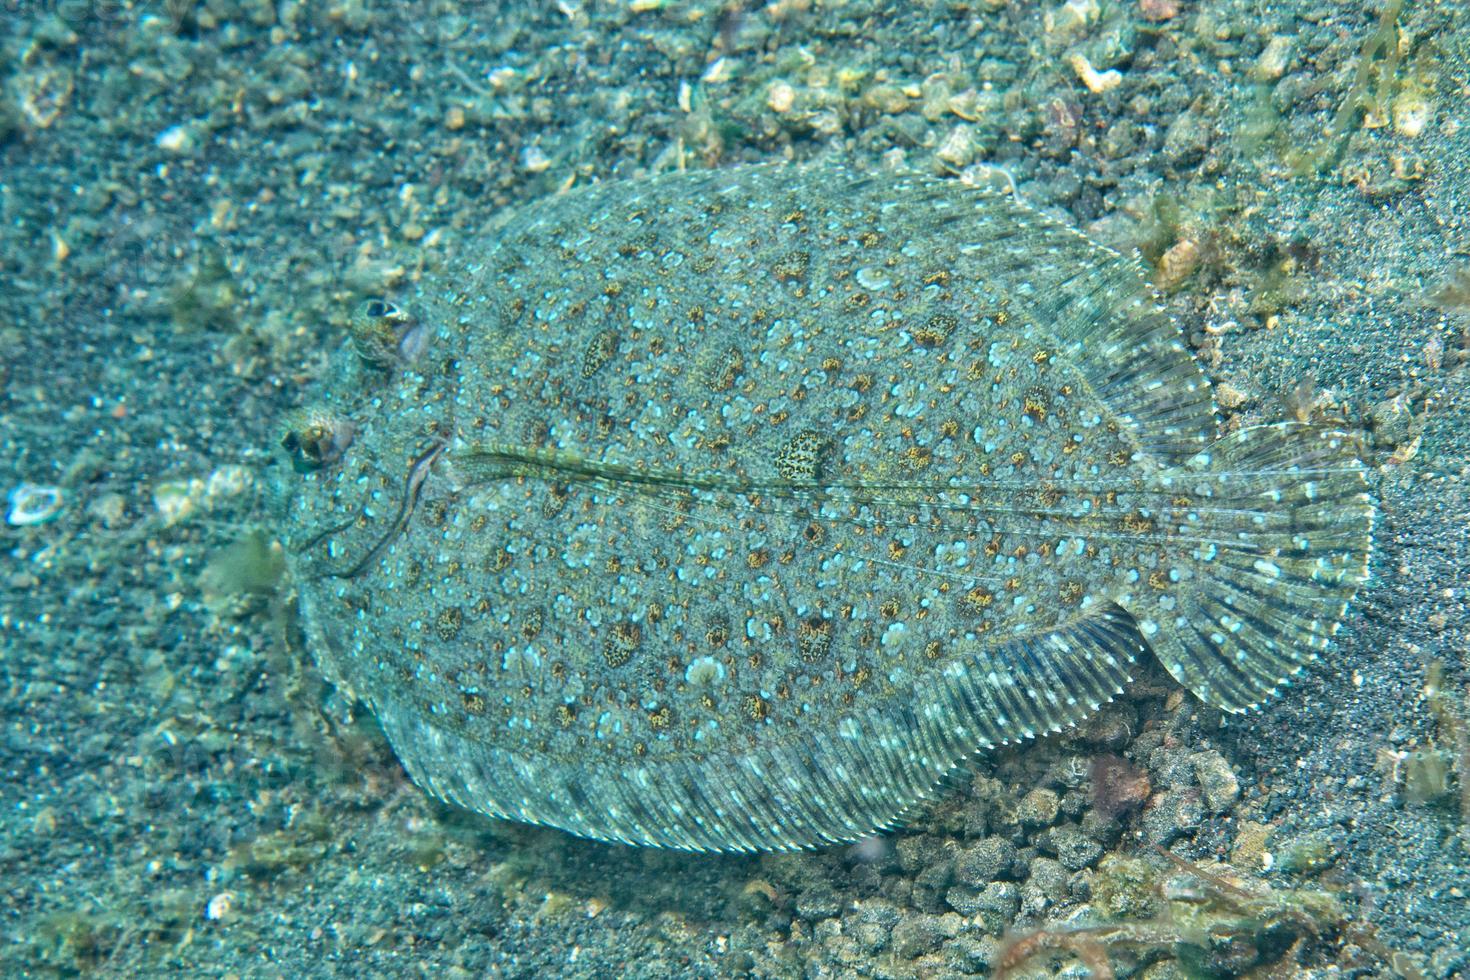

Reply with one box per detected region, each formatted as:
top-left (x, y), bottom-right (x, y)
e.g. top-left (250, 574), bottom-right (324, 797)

top-left (935, 125), bottom-right (976, 169)
top-left (1393, 88), bottom-right (1430, 138)
top-left (1028, 856), bottom-right (1070, 901)
top-left (1140, 787), bottom-right (1204, 844)
top-left (13, 63), bottom-right (73, 129)
top-left (206, 464), bottom-right (253, 503)
top-left (6, 484), bottom-right (64, 526)
top-left (520, 144), bottom-right (552, 173)
top-left (1253, 36), bottom-right (1293, 82)
top-left (812, 916), bottom-right (843, 946)
top-left (912, 854), bottom-right (956, 913)
top-left (1093, 855), bottom-right (1163, 919)
top-left (1044, 0), bottom-right (1099, 45)
top-left (955, 837), bottom-right (1018, 886)
top-left (1277, 829), bottom-right (1340, 875)
top-left (153, 478), bottom-right (205, 527)
top-left (1078, 704), bottom-right (1137, 749)
top-left (1192, 750), bottom-right (1241, 813)
top-left (1155, 237), bottom-right (1201, 289)
top-left (1046, 825), bottom-right (1104, 871)
top-left (945, 884), bottom-right (986, 916)
top-left (1017, 788), bottom-right (1061, 828)
top-left (977, 881), bottom-right (1021, 920)
top-left (1101, 118), bottom-right (1138, 159)
top-left (1231, 819), bottom-right (1274, 870)
top-left (766, 80), bottom-right (796, 114)
top-left (891, 913), bottom-right (948, 959)
top-left (895, 834), bottom-right (941, 874)
top-left (205, 891), bottom-right (235, 921)
top-left (1043, 96), bottom-right (1084, 151)
top-left (1080, 810), bottom-right (1124, 847)
top-left (739, 878), bottom-right (778, 914)
top-left (944, 933), bottom-right (1001, 973)
top-left (1068, 53), bottom-right (1122, 94)
top-left (1019, 880), bottom-right (1051, 916)
top-left (1163, 109), bottom-right (1210, 167)
top-left (156, 124), bottom-right (195, 154)
top-left (1215, 381), bottom-right (1249, 410)
top-left (852, 920), bottom-right (890, 953)
top-left (1089, 753), bottom-right (1151, 817)
top-left (862, 84), bottom-right (912, 115)
top-left (88, 492), bottom-right (128, 528)
top-left (795, 885), bottom-right (841, 921)
top-left (1139, 0), bottom-right (1180, 20)
top-left (1368, 393), bottom-right (1417, 448)
top-left (1048, 756), bottom-right (1091, 790)
top-left (855, 898), bottom-right (900, 928)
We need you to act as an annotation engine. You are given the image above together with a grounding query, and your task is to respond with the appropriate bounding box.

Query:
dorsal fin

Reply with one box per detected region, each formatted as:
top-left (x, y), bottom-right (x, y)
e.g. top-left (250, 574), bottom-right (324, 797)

top-left (859, 171), bottom-right (1220, 463)
top-left (1017, 227), bottom-right (1219, 464)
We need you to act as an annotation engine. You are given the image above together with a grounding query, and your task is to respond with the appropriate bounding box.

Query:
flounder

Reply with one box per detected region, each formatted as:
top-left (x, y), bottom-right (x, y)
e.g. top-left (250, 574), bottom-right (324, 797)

top-left (278, 165), bottom-right (1373, 852)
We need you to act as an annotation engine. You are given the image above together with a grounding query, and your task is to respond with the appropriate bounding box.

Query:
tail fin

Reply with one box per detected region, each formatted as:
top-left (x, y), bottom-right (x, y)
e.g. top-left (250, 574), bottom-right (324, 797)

top-left (1125, 423), bottom-right (1374, 713)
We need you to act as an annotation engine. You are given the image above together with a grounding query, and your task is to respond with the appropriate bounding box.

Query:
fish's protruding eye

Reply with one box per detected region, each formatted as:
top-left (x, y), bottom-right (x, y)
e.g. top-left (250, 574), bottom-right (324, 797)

top-left (350, 298), bottom-right (426, 365)
top-left (282, 410), bottom-right (356, 472)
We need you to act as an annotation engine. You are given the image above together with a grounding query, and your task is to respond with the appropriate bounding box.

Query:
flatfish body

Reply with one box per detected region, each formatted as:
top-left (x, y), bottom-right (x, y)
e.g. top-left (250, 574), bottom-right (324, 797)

top-left (278, 166), bottom-right (1373, 852)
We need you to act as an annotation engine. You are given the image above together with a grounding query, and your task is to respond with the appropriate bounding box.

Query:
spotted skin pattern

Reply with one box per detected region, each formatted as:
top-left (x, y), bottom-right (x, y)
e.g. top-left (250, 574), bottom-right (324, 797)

top-left (280, 166), bottom-right (1373, 852)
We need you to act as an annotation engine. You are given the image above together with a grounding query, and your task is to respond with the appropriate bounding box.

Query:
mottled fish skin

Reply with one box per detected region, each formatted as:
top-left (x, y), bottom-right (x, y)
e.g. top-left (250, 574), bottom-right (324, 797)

top-left (279, 165), bottom-right (1373, 852)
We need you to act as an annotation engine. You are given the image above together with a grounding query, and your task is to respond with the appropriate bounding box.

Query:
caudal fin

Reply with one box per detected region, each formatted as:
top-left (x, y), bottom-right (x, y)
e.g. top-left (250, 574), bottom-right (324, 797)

top-left (1126, 422), bottom-right (1374, 713)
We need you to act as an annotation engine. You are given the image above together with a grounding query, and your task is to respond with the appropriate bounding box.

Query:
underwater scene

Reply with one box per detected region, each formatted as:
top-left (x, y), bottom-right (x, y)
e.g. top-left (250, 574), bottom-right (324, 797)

top-left (1, 0), bottom-right (1466, 976)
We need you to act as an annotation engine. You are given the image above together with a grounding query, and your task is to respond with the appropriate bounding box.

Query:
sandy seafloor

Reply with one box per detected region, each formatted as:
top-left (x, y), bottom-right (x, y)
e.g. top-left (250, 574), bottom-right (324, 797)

top-left (1, 0), bottom-right (1467, 976)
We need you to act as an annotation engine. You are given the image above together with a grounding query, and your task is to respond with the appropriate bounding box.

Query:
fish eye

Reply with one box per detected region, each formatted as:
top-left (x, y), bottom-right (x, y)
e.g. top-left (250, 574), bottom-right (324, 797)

top-left (350, 298), bottom-right (424, 365)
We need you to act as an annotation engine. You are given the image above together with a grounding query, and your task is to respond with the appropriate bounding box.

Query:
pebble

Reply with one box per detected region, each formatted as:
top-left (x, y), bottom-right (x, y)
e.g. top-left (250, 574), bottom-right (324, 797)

top-left (912, 854), bottom-right (957, 913)
top-left (1155, 237), bottom-right (1201, 289)
top-left (890, 913), bottom-right (960, 959)
top-left (766, 80), bottom-right (796, 114)
top-left (1192, 749), bottom-right (1241, 812)
top-left (520, 144), bottom-right (552, 173)
top-left (1089, 753), bottom-right (1152, 816)
top-left (945, 933), bottom-right (1001, 972)
top-left (1027, 856), bottom-right (1070, 902)
top-left (945, 884), bottom-right (986, 916)
top-left (895, 835), bottom-right (941, 874)
top-left (1080, 810), bottom-right (1125, 848)
top-left (1044, 0), bottom-right (1099, 45)
top-left (1392, 88), bottom-right (1431, 138)
top-left (854, 898), bottom-right (900, 928)
top-left (156, 124), bottom-right (195, 153)
top-left (977, 881), bottom-right (1021, 920)
top-left (205, 891), bottom-right (235, 921)
top-left (935, 125), bottom-right (976, 169)
top-left (1017, 788), bottom-right (1062, 828)
top-left (1277, 829), bottom-right (1340, 875)
top-left (1139, 0), bottom-right (1180, 21)
top-left (1214, 381), bottom-right (1249, 410)
top-left (6, 484), bottom-right (64, 526)
top-left (1068, 53), bottom-right (1122, 94)
top-left (1078, 704), bottom-right (1137, 749)
top-left (1163, 109), bottom-right (1211, 166)
top-left (1045, 824), bottom-right (1105, 870)
top-left (955, 837), bottom-right (1019, 886)
top-left (1253, 36), bottom-right (1293, 82)
top-left (795, 884), bottom-right (841, 921)
top-left (1141, 787), bottom-right (1205, 844)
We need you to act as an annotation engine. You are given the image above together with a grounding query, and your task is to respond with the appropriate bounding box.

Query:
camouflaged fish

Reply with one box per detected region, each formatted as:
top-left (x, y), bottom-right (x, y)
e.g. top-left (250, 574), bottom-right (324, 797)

top-left (278, 165), bottom-right (1373, 852)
